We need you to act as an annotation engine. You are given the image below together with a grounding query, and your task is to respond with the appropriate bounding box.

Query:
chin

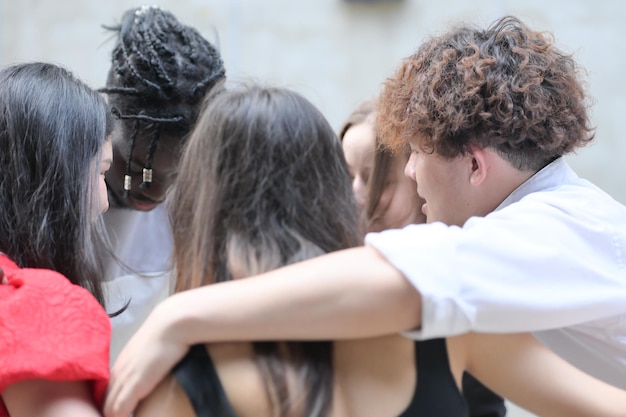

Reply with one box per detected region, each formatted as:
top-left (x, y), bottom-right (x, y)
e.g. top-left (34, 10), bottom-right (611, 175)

top-left (131, 201), bottom-right (159, 212)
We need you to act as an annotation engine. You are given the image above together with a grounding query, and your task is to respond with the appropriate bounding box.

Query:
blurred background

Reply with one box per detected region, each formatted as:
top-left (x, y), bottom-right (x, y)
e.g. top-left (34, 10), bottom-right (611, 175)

top-left (1, 1), bottom-right (624, 415)
top-left (1, 0), bottom-right (624, 205)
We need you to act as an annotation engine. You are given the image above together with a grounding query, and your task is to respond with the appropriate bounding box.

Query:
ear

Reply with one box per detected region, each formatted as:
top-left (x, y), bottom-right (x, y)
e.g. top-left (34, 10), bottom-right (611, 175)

top-left (467, 147), bottom-right (489, 186)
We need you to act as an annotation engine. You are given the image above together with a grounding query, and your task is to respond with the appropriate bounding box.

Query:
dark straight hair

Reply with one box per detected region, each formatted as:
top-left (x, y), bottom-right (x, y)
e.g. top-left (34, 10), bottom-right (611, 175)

top-left (172, 84), bottom-right (362, 417)
top-left (0, 62), bottom-right (113, 305)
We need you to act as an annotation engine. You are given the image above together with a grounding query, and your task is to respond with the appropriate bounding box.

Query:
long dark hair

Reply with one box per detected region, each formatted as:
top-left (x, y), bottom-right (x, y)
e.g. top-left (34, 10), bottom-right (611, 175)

top-left (172, 85), bottom-right (361, 417)
top-left (0, 62), bottom-right (113, 305)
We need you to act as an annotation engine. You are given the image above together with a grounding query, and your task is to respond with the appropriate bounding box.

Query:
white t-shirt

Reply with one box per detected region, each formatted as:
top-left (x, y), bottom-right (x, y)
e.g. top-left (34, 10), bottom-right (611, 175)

top-left (102, 203), bottom-right (174, 365)
top-left (365, 158), bottom-right (626, 388)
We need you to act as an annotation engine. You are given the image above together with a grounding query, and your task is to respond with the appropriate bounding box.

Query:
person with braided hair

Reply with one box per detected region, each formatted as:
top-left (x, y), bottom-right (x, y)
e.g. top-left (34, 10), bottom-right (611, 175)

top-left (99, 5), bottom-right (226, 363)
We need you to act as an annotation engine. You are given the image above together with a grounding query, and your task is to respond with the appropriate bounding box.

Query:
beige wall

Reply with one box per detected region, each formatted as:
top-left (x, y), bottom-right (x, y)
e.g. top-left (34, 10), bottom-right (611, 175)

top-left (1, 0), bottom-right (624, 204)
top-left (2, 1), bottom-right (622, 416)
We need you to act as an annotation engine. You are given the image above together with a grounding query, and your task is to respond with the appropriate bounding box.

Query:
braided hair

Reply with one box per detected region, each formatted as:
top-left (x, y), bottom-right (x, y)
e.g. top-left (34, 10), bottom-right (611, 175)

top-left (100, 5), bottom-right (225, 195)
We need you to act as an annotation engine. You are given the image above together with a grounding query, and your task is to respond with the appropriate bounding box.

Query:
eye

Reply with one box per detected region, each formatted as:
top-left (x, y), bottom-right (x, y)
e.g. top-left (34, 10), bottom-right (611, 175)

top-left (362, 169), bottom-right (371, 185)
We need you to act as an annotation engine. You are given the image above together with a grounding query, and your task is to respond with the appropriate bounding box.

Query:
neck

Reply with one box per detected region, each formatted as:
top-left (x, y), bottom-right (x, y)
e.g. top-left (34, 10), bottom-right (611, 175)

top-left (484, 157), bottom-right (536, 213)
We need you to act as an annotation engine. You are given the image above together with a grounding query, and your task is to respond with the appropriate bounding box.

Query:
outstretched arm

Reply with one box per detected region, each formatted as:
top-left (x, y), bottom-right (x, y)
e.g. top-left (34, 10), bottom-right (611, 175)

top-left (105, 246), bottom-right (421, 417)
top-left (462, 332), bottom-right (626, 417)
top-left (2, 380), bottom-right (101, 417)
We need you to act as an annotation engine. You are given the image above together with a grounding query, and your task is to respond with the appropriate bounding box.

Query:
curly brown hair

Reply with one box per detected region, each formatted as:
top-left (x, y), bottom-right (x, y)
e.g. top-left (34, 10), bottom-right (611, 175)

top-left (376, 16), bottom-right (595, 171)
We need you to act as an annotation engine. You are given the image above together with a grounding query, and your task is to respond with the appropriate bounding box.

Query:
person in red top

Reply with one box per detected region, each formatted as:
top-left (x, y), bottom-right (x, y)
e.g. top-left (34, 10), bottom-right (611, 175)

top-left (0, 62), bottom-right (114, 417)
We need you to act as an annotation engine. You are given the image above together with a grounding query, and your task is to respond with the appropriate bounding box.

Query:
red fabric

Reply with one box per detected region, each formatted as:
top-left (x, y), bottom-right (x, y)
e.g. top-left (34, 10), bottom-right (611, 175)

top-left (0, 255), bottom-right (110, 416)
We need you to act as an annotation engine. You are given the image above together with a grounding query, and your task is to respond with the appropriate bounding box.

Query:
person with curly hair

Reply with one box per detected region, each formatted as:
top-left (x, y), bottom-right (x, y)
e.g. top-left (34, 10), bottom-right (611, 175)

top-left (98, 5), bottom-right (226, 363)
top-left (341, 98), bottom-right (506, 417)
top-left (105, 16), bottom-right (626, 416)
top-left (113, 83), bottom-right (625, 417)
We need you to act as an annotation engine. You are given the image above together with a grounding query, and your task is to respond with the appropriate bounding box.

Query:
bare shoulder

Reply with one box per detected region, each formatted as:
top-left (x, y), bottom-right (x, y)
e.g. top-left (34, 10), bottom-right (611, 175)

top-left (2, 380), bottom-right (100, 417)
top-left (135, 375), bottom-right (195, 417)
top-left (207, 343), bottom-right (273, 417)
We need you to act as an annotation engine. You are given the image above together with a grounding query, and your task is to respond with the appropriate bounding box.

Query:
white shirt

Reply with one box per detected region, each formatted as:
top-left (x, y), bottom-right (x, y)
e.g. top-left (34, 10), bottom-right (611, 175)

top-left (365, 158), bottom-right (626, 388)
top-left (102, 203), bottom-right (175, 365)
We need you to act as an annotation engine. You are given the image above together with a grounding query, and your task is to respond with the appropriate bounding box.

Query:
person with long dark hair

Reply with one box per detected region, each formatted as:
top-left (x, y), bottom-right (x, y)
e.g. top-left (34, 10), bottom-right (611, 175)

top-left (98, 5), bottom-right (226, 363)
top-left (0, 62), bottom-right (114, 416)
top-left (133, 84), bottom-right (360, 417)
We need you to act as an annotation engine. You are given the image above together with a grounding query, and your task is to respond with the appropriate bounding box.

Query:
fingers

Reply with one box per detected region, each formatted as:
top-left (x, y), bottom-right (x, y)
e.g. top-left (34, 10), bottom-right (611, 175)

top-left (104, 344), bottom-right (180, 417)
top-left (104, 349), bottom-right (149, 417)
top-left (103, 298), bottom-right (189, 417)
top-left (104, 363), bottom-right (136, 417)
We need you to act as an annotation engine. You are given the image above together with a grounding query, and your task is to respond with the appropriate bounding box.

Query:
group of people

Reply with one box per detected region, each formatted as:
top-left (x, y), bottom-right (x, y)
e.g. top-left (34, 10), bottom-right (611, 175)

top-left (0, 5), bottom-right (625, 417)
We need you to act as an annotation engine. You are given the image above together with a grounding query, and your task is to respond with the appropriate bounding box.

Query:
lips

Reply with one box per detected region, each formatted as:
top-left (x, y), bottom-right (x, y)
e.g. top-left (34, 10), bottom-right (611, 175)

top-left (129, 195), bottom-right (160, 211)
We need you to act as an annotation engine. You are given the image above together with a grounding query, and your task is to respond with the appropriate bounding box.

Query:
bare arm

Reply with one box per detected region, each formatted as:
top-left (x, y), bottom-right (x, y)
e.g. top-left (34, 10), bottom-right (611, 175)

top-left (105, 246), bottom-right (421, 417)
top-left (2, 380), bottom-right (101, 417)
top-left (172, 246), bottom-right (420, 342)
top-left (463, 333), bottom-right (626, 417)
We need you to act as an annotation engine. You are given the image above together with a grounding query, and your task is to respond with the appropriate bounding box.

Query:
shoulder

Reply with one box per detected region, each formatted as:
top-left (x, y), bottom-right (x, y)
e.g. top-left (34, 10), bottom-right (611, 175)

top-left (1, 257), bottom-right (108, 324)
top-left (135, 375), bottom-right (196, 417)
top-left (0, 255), bottom-right (110, 403)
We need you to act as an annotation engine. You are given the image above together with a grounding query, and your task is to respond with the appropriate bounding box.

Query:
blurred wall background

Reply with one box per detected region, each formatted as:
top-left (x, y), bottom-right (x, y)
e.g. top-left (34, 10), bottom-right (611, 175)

top-left (0, 0), bottom-right (626, 203)
top-left (1, 2), bottom-right (624, 414)
top-left (1, 0), bottom-right (624, 205)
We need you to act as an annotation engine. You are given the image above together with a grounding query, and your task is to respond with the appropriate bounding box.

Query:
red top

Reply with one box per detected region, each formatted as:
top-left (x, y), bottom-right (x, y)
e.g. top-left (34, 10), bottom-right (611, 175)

top-left (0, 255), bottom-right (110, 416)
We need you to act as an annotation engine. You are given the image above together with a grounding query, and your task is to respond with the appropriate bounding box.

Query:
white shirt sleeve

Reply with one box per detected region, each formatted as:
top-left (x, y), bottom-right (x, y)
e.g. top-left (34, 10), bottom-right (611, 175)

top-left (365, 195), bottom-right (626, 340)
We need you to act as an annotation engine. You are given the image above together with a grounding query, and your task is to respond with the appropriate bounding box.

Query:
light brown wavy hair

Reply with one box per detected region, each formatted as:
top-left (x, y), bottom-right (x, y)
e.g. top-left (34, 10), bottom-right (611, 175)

top-left (376, 15), bottom-right (595, 171)
top-left (171, 84), bottom-right (360, 417)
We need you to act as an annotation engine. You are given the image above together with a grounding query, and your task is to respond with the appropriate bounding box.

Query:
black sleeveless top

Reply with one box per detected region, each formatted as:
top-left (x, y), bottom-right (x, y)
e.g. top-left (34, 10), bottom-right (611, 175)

top-left (172, 339), bottom-right (469, 417)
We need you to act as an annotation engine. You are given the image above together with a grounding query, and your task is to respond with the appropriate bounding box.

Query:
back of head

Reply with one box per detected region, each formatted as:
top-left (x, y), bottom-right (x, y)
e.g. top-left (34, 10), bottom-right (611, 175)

top-left (103, 5), bottom-right (225, 131)
top-left (172, 84), bottom-right (360, 417)
top-left (173, 84), bottom-right (360, 289)
top-left (377, 15), bottom-right (595, 172)
top-left (0, 62), bottom-right (112, 304)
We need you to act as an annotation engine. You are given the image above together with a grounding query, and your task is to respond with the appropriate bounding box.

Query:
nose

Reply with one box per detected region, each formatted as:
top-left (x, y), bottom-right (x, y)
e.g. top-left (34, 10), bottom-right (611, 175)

top-left (352, 176), bottom-right (367, 207)
top-left (404, 152), bottom-right (417, 181)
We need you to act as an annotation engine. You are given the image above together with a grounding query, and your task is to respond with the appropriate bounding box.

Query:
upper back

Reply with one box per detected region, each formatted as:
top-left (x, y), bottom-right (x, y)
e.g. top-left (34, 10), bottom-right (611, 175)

top-left (136, 335), bottom-right (468, 417)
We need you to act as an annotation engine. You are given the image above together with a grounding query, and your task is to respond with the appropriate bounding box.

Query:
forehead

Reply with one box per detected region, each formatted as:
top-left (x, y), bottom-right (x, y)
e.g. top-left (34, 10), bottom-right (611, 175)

top-left (102, 139), bottom-right (113, 158)
top-left (111, 122), bottom-right (184, 156)
top-left (342, 123), bottom-right (375, 158)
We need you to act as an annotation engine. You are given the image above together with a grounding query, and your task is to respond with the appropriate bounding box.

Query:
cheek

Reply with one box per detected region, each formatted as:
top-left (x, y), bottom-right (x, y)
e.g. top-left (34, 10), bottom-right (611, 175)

top-left (385, 191), bottom-right (411, 223)
top-left (376, 188), bottom-right (393, 214)
top-left (105, 150), bottom-right (127, 192)
top-left (99, 176), bottom-right (109, 213)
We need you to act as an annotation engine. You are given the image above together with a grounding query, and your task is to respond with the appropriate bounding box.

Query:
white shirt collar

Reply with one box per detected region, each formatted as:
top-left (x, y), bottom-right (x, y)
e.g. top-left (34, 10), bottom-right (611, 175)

top-left (495, 157), bottom-right (578, 211)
